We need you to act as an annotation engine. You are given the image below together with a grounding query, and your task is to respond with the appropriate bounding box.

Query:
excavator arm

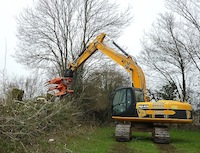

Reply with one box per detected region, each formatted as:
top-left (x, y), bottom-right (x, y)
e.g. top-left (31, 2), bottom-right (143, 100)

top-left (48, 33), bottom-right (147, 101)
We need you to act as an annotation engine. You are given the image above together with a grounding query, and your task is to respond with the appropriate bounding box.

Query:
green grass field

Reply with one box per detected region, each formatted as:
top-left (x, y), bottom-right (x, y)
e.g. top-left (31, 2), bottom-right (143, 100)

top-left (1, 125), bottom-right (200, 153)
top-left (38, 126), bottom-right (200, 153)
top-left (66, 127), bottom-right (200, 153)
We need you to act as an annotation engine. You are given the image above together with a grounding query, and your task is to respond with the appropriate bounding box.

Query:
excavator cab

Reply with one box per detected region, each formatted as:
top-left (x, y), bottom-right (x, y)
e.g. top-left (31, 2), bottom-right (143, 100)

top-left (112, 87), bottom-right (144, 117)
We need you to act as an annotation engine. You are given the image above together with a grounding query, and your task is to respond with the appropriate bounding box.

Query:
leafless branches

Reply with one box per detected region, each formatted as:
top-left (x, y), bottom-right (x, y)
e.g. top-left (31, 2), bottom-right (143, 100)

top-left (141, 13), bottom-right (193, 101)
top-left (0, 97), bottom-right (83, 151)
top-left (0, 71), bottom-right (44, 101)
top-left (15, 0), bottom-right (132, 76)
top-left (166, 0), bottom-right (200, 72)
top-left (141, 0), bottom-right (200, 103)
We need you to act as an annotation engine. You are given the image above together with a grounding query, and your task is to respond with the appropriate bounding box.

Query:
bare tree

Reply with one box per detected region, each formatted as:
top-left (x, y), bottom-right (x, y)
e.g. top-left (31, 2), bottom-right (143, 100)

top-left (15, 0), bottom-right (132, 76)
top-left (140, 13), bottom-right (192, 101)
top-left (166, 0), bottom-right (200, 72)
top-left (0, 72), bottom-right (43, 101)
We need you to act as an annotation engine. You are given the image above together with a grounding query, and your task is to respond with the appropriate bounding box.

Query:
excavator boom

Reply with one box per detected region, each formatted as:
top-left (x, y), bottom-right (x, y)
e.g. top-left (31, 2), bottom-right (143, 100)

top-left (48, 33), bottom-right (147, 100)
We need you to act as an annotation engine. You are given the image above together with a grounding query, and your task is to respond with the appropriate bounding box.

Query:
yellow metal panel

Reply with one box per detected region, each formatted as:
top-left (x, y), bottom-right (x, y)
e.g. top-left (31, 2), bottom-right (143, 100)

top-left (145, 110), bottom-right (175, 115)
top-left (112, 116), bottom-right (192, 123)
top-left (136, 101), bottom-right (192, 111)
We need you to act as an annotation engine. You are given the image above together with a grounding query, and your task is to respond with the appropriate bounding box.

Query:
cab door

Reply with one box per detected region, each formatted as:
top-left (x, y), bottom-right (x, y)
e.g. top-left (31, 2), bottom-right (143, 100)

top-left (112, 87), bottom-right (137, 117)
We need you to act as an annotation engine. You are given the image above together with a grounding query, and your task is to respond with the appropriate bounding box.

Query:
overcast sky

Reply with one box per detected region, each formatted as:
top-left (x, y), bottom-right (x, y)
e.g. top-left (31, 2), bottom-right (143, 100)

top-left (0, 0), bottom-right (166, 77)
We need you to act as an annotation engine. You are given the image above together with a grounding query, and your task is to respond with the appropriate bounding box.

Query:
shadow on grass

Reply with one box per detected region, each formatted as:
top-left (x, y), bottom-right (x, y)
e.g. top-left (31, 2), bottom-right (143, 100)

top-left (170, 138), bottom-right (191, 144)
top-left (155, 143), bottom-right (178, 153)
top-left (131, 136), bottom-right (152, 142)
top-left (111, 132), bottom-right (152, 142)
top-left (108, 142), bottom-right (135, 153)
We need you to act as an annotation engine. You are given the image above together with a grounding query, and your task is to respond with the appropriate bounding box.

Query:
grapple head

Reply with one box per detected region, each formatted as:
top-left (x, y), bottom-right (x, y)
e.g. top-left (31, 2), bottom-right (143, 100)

top-left (47, 77), bottom-right (74, 96)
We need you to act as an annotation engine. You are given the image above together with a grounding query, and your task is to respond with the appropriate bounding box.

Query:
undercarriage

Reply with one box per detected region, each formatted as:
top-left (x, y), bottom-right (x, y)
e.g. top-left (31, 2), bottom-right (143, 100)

top-left (115, 122), bottom-right (170, 144)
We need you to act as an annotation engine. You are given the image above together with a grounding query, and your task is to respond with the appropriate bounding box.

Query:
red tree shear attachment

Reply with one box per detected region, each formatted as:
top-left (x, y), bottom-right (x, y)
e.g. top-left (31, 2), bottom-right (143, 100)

top-left (47, 77), bottom-right (74, 96)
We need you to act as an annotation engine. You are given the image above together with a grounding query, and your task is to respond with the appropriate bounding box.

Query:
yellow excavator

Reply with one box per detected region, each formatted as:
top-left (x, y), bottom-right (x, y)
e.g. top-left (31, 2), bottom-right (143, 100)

top-left (48, 33), bottom-right (192, 143)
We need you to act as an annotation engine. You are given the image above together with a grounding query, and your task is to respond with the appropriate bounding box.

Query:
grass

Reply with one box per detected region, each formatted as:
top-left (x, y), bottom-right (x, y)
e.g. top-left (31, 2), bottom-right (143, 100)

top-left (171, 129), bottom-right (200, 153)
top-left (127, 132), bottom-right (159, 153)
top-left (1, 125), bottom-right (200, 153)
top-left (65, 126), bottom-right (200, 153)
top-left (67, 126), bottom-right (115, 153)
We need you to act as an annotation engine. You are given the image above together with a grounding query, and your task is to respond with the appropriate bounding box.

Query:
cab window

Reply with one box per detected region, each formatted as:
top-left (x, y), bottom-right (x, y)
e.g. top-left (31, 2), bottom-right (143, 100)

top-left (135, 90), bottom-right (144, 102)
top-left (112, 89), bottom-right (132, 114)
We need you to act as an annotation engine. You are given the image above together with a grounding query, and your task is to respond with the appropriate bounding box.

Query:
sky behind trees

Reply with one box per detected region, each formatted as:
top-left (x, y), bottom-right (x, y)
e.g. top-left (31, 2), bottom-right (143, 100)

top-left (0, 0), bottom-right (165, 76)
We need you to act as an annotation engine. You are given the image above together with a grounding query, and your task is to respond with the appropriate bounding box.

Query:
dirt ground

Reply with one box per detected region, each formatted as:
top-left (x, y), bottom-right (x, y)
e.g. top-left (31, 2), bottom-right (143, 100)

top-left (156, 144), bottom-right (178, 153)
top-left (108, 143), bottom-right (135, 153)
